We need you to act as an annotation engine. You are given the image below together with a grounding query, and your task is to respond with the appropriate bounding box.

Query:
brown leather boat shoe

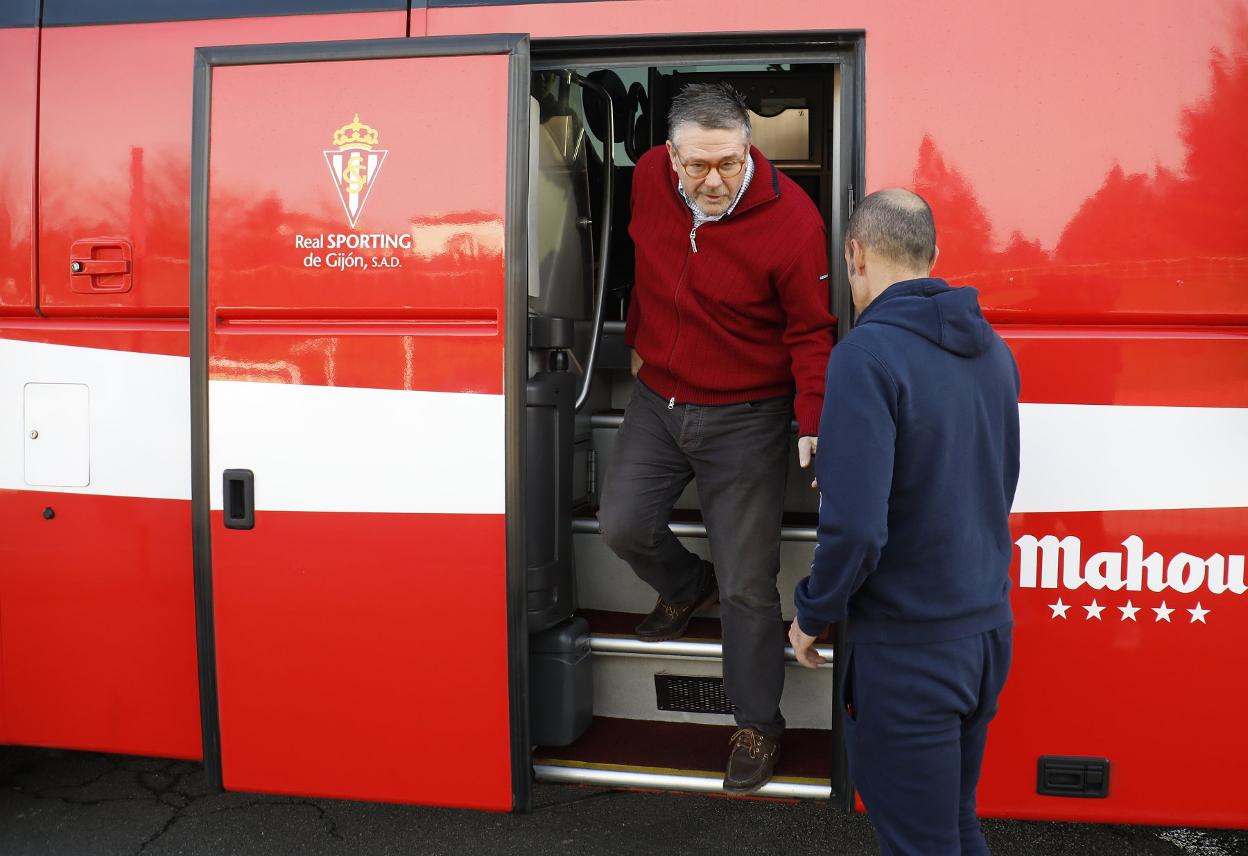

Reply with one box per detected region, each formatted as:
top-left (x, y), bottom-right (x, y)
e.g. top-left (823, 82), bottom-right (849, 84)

top-left (723, 727), bottom-right (780, 795)
top-left (635, 563), bottom-right (718, 641)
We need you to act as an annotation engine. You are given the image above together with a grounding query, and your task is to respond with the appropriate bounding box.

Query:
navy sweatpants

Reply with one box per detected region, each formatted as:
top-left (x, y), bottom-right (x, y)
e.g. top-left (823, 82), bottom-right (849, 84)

top-left (842, 625), bottom-right (1013, 856)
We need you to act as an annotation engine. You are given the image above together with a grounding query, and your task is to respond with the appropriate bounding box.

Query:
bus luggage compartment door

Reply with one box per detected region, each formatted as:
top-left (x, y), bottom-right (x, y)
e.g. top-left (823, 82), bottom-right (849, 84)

top-left (191, 35), bottom-right (530, 809)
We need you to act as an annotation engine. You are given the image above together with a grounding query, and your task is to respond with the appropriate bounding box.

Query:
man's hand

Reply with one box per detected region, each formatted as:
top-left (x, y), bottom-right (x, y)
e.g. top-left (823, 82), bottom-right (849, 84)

top-left (797, 435), bottom-right (818, 489)
top-left (788, 619), bottom-right (827, 670)
top-left (630, 349), bottom-right (643, 377)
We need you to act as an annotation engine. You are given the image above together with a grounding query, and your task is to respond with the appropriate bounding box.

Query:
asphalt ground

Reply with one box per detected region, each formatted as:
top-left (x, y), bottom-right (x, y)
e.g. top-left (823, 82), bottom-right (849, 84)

top-left (2, 747), bottom-right (1246, 856)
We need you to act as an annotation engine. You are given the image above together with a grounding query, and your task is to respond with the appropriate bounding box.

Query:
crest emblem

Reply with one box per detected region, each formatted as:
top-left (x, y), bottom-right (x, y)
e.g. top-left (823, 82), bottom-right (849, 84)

top-left (324, 114), bottom-right (388, 228)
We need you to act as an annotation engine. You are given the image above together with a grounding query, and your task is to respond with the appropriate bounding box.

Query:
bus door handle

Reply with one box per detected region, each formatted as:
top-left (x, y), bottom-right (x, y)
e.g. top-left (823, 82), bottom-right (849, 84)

top-left (222, 469), bottom-right (255, 530)
top-left (69, 239), bottom-right (134, 293)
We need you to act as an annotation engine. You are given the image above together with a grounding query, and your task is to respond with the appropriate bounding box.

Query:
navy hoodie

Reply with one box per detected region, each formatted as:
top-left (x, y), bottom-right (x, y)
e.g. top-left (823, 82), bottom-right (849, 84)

top-left (794, 278), bottom-right (1021, 644)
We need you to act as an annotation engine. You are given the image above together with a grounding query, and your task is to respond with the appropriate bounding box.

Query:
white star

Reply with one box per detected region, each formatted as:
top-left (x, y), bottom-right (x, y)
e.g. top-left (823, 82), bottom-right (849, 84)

top-left (1188, 602), bottom-right (1210, 624)
top-left (1153, 601), bottom-right (1174, 622)
top-left (1119, 601), bottom-right (1140, 621)
top-left (1048, 597), bottom-right (1070, 619)
top-left (1083, 599), bottom-right (1105, 621)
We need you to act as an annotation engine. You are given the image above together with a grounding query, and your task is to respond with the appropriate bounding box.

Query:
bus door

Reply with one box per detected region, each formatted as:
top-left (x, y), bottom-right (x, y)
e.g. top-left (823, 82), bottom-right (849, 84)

top-left (190, 35), bottom-right (531, 810)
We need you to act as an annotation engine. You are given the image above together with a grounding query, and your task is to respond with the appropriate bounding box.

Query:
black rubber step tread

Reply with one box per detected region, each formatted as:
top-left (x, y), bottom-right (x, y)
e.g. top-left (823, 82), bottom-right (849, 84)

top-left (573, 509), bottom-right (818, 542)
top-left (578, 608), bottom-right (725, 641)
top-left (590, 409), bottom-right (800, 434)
top-left (577, 609), bottom-right (836, 647)
top-left (575, 508), bottom-right (817, 528)
top-left (534, 716), bottom-right (832, 782)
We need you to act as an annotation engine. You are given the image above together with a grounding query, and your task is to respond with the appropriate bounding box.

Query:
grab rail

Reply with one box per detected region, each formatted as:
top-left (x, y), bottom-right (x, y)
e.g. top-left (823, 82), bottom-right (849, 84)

top-left (571, 71), bottom-right (615, 412)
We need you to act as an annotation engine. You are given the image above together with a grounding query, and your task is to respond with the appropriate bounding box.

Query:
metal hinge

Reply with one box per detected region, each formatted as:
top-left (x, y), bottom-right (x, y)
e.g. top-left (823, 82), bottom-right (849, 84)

top-left (847, 183), bottom-right (855, 218)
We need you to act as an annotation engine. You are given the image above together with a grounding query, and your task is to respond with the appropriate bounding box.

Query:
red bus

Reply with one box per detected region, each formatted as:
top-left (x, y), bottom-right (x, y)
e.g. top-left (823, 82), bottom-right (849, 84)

top-left (1, 0), bottom-right (1245, 825)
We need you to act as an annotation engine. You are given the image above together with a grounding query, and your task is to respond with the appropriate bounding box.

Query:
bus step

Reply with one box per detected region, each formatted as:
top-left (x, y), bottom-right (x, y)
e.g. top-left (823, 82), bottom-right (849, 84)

top-left (581, 609), bottom-right (834, 667)
top-left (572, 512), bottom-right (817, 542)
top-left (572, 532), bottom-right (815, 620)
top-left (581, 611), bottom-right (835, 729)
top-left (533, 763), bottom-right (831, 800)
top-left (533, 716), bottom-right (832, 800)
top-left (591, 409), bottom-right (800, 435)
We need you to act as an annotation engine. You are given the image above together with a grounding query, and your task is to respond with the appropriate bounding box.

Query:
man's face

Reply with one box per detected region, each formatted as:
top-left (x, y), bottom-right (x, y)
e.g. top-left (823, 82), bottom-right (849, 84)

top-left (666, 125), bottom-right (749, 218)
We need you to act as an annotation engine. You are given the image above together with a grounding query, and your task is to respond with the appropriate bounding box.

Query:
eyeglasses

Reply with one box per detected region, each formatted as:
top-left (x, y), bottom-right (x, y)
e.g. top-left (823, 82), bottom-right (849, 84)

top-left (673, 148), bottom-right (747, 179)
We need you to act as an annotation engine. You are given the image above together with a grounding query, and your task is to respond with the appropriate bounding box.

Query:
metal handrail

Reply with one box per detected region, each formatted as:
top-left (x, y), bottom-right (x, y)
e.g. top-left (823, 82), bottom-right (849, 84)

top-left (571, 72), bottom-right (614, 412)
top-left (534, 764), bottom-right (831, 800)
top-left (590, 635), bottom-right (835, 668)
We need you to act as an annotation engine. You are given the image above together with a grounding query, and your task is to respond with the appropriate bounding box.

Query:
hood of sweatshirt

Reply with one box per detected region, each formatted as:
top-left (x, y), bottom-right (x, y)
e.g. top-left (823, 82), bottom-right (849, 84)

top-left (857, 277), bottom-right (991, 358)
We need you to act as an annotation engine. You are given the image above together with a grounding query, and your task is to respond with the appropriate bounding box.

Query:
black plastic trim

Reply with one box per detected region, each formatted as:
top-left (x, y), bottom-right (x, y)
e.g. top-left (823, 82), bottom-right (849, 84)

top-left (654, 674), bottom-right (735, 715)
top-left (0, 0), bottom-right (39, 27)
top-left (839, 33), bottom-right (866, 340)
top-left (828, 621), bottom-right (853, 811)
top-left (825, 37), bottom-right (862, 810)
top-left (189, 45), bottom-right (220, 789)
top-left (221, 469), bottom-right (255, 530)
top-left (502, 33), bottom-right (534, 815)
top-left (1037, 756), bottom-right (1111, 798)
top-left (190, 32), bottom-right (531, 811)
top-left (529, 30), bottom-right (862, 68)
top-left (43, 0), bottom-right (412, 27)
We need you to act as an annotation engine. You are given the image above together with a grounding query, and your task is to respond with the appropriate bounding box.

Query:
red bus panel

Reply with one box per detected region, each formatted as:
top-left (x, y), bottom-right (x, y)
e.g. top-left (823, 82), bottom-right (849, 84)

top-left (0, 23), bottom-right (37, 316)
top-left (197, 38), bottom-right (526, 809)
top-left (36, 10), bottom-right (406, 318)
top-left (989, 329), bottom-right (1248, 827)
top-left (2, 6), bottom-right (406, 766)
top-left (430, 0), bottom-right (1248, 325)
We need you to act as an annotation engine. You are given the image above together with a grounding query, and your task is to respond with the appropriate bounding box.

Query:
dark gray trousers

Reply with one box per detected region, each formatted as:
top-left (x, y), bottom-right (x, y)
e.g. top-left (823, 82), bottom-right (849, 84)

top-left (597, 381), bottom-right (792, 736)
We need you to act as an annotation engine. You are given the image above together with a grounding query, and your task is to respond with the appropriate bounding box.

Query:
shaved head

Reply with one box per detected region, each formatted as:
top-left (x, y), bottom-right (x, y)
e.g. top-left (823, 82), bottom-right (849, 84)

top-left (845, 188), bottom-right (937, 271)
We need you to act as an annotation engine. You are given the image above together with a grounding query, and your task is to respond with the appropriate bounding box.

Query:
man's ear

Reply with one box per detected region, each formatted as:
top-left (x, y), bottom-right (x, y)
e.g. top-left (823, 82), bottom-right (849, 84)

top-left (848, 238), bottom-right (867, 275)
top-left (929, 244), bottom-right (940, 273)
top-left (665, 140), bottom-right (678, 170)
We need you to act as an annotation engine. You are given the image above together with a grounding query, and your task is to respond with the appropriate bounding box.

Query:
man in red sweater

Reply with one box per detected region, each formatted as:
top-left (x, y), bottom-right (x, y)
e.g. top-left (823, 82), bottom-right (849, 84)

top-left (598, 82), bottom-right (837, 793)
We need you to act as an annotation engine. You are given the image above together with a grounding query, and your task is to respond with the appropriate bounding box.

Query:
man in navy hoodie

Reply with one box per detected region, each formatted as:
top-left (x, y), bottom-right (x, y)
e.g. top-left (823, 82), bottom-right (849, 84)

top-left (789, 188), bottom-right (1020, 856)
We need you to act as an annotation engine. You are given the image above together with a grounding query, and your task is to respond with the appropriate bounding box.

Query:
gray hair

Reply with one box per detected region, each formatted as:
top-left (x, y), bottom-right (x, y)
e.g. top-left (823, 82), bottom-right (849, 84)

top-left (667, 82), bottom-right (752, 144)
top-left (845, 188), bottom-right (937, 270)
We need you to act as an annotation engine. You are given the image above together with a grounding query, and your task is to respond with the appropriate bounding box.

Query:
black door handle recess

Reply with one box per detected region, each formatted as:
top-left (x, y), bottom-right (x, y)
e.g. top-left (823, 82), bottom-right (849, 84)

top-left (223, 469), bottom-right (255, 530)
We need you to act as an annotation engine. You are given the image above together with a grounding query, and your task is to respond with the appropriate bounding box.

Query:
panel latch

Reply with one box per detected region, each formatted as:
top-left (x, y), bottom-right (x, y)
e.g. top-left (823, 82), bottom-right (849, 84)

top-left (69, 239), bottom-right (133, 293)
top-left (1037, 756), bottom-right (1110, 798)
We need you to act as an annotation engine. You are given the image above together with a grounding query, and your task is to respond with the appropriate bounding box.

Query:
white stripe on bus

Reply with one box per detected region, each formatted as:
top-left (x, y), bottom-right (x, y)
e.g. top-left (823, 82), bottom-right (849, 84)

top-left (207, 378), bottom-right (504, 515)
top-left (1014, 403), bottom-right (1248, 513)
top-left (4, 339), bottom-right (1246, 515)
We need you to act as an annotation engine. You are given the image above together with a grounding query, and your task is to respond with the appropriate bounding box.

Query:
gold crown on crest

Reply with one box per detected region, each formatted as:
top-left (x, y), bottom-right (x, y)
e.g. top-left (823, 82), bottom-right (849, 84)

top-left (333, 114), bottom-right (379, 149)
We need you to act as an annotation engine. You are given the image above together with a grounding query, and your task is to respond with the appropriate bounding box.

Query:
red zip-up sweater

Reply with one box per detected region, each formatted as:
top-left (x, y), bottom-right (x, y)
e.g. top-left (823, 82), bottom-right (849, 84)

top-left (625, 145), bottom-right (837, 436)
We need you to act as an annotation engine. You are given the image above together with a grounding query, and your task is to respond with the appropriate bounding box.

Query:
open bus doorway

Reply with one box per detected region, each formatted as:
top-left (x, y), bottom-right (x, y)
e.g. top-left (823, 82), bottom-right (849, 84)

top-left (522, 36), bottom-right (861, 802)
